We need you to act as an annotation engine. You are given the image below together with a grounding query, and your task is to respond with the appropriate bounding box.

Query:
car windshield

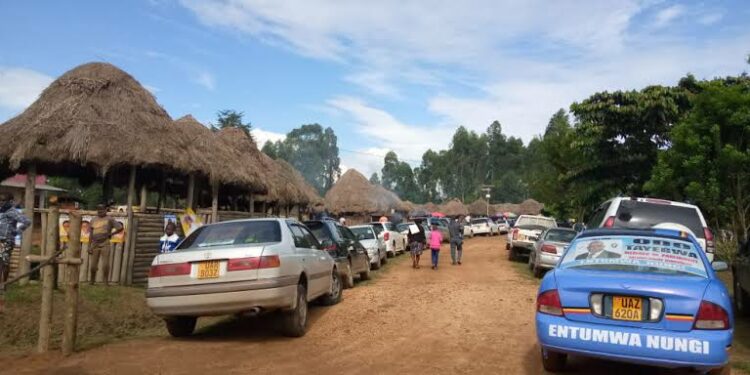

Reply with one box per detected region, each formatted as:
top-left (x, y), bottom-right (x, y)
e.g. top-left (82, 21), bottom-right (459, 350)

top-left (178, 220), bottom-right (281, 249)
top-left (471, 219), bottom-right (486, 224)
top-left (614, 200), bottom-right (704, 238)
top-left (559, 235), bottom-right (707, 278)
top-left (371, 225), bottom-right (384, 236)
top-left (545, 230), bottom-right (577, 243)
top-left (351, 227), bottom-right (376, 240)
top-left (515, 217), bottom-right (555, 229)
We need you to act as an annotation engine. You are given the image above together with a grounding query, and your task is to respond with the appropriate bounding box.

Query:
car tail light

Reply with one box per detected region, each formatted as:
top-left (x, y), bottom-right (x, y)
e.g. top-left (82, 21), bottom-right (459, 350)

top-left (703, 227), bottom-right (715, 253)
top-left (603, 216), bottom-right (615, 228)
top-left (323, 244), bottom-right (337, 251)
top-left (384, 232), bottom-right (390, 241)
top-left (537, 290), bottom-right (563, 316)
top-left (149, 262), bottom-right (191, 278)
top-left (512, 228), bottom-right (519, 240)
top-left (694, 300), bottom-right (730, 330)
top-left (227, 255), bottom-right (281, 272)
top-left (541, 244), bottom-right (557, 254)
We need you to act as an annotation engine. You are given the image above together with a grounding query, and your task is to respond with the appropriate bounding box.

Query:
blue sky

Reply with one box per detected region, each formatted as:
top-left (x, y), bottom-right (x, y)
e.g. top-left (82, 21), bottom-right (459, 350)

top-left (1, 0), bottom-right (749, 176)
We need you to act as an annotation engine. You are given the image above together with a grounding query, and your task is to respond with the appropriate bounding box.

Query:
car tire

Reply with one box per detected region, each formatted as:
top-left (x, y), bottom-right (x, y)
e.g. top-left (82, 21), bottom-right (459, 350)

top-left (165, 316), bottom-right (196, 338)
top-left (541, 347), bottom-right (567, 372)
top-left (505, 242), bottom-right (510, 250)
top-left (734, 275), bottom-right (750, 317)
top-left (372, 257), bottom-right (381, 270)
top-left (343, 262), bottom-right (355, 289)
top-left (533, 264), bottom-right (545, 278)
top-left (528, 251), bottom-right (534, 270)
top-left (382, 253), bottom-right (388, 264)
top-left (508, 247), bottom-right (518, 262)
top-left (319, 271), bottom-right (342, 306)
top-left (279, 283), bottom-right (308, 337)
top-left (360, 261), bottom-right (371, 280)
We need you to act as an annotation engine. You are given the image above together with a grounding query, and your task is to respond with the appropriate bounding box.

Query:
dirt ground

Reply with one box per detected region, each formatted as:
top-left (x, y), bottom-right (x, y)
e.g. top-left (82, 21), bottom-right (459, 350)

top-left (0, 236), bottom-right (727, 374)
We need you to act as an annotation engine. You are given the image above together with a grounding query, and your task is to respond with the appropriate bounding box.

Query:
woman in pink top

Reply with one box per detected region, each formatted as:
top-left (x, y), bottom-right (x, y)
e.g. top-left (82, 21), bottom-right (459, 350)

top-left (429, 223), bottom-right (443, 270)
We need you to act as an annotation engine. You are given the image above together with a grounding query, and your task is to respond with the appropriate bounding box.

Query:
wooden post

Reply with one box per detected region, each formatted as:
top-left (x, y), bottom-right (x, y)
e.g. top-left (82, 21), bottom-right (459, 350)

top-left (139, 183), bottom-right (148, 213)
top-left (157, 171), bottom-right (166, 213)
top-left (122, 166), bottom-right (136, 285)
top-left (19, 164), bottom-right (36, 285)
top-left (211, 180), bottom-right (219, 224)
top-left (125, 217), bottom-right (138, 285)
top-left (61, 212), bottom-right (81, 355)
top-left (186, 174), bottom-right (195, 210)
top-left (37, 204), bottom-right (58, 353)
top-left (249, 194), bottom-right (255, 216)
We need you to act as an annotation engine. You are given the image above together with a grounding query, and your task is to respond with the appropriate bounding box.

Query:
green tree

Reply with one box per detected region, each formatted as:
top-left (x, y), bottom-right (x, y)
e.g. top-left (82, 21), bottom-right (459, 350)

top-left (275, 124), bottom-right (341, 194)
top-left (369, 172), bottom-right (381, 185)
top-left (415, 149), bottom-right (444, 203)
top-left (381, 151), bottom-right (420, 202)
top-left (213, 110), bottom-right (253, 139)
top-left (261, 140), bottom-right (278, 159)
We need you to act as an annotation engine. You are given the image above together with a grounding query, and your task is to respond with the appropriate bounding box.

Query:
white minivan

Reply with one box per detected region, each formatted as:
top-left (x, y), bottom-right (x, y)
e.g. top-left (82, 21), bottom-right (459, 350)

top-left (586, 197), bottom-right (715, 262)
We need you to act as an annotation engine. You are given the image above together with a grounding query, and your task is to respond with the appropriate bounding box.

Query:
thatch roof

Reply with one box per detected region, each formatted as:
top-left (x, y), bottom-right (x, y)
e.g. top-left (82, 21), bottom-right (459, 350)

top-left (401, 200), bottom-right (416, 212)
top-left (0, 62), bottom-right (198, 176)
top-left (519, 199), bottom-right (544, 215)
top-left (440, 198), bottom-right (468, 217)
top-left (421, 202), bottom-right (439, 213)
top-left (468, 198), bottom-right (489, 216)
top-left (173, 115), bottom-right (265, 191)
top-left (275, 159), bottom-right (323, 206)
top-left (493, 203), bottom-right (520, 214)
top-left (325, 169), bottom-right (404, 215)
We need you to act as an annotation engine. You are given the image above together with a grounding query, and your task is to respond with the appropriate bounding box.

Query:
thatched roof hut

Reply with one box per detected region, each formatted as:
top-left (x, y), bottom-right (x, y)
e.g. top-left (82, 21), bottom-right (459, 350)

top-left (401, 200), bottom-right (416, 213)
top-left (325, 169), bottom-right (404, 215)
top-left (440, 198), bottom-right (468, 217)
top-left (468, 198), bottom-right (489, 216)
top-left (275, 159), bottom-right (322, 206)
top-left (0, 62), bottom-right (196, 177)
top-left (422, 202), bottom-right (439, 213)
top-left (519, 199), bottom-right (544, 215)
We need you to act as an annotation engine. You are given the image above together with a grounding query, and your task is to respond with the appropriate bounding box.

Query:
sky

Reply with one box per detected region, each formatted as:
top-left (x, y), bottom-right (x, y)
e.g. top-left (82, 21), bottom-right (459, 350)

top-left (1, 0), bottom-right (749, 177)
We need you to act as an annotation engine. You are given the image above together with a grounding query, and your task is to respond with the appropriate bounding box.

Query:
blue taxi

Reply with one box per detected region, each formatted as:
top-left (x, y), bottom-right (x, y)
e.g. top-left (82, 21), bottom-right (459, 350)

top-left (536, 229), bottom-right (732, 374)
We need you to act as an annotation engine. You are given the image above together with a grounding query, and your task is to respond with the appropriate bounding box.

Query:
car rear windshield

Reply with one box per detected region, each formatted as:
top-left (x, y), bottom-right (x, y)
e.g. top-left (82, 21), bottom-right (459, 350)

top-left (371, 225), bottom-right (384, 236)
top-left (351, 226), bottom-right (376, 240)
top-left (471, 219), bottom-right (487, 224)
top-left (545, 230), bottom-right (577, 243)
top-left (304, 222), bottom-right (335, 242)
top-left (515, 217), bottom-right (555, 228)
top-left (559, 235), bottom-right (707, 277)
top-left (178, 220), bottom-right (281, 249)
top-left (614, 201), bottom-right (704, 238)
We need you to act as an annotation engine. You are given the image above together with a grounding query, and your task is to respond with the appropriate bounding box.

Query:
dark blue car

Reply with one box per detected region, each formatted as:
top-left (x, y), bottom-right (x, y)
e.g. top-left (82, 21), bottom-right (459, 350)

top-left (536, 229), bottom-right (732, 374)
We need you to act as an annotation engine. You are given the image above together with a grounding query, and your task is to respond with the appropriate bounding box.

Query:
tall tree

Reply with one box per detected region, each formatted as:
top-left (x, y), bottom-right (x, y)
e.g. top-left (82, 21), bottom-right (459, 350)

top-left (381, 151), bottom-right (420, 202)
top-left (369, 172), bottom-right (381, 185)
top-left (214, 109), bottom-right (253, 138)
top-left (274, 124), bottom-right (341, 194)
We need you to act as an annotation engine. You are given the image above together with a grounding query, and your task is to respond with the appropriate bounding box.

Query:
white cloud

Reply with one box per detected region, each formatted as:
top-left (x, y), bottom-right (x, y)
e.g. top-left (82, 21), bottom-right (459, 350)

top-left (654, 4), bottom-right (685, 28)
top-left (252, 127), bottom-right (285, 147)
top-left (339, 147), bottom-right (392, 178)
top-left (193, 71), bottom-right (216, 90)
top-left (698, 12), bottom-right (723, 25)
top-left (0, 67), bottom-right (53, 110)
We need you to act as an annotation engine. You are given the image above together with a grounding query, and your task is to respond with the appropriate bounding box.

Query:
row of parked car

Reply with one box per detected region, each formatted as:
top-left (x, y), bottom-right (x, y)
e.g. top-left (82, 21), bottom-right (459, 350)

top-left (504, 197), bottom-right (733, 374)
top-left (145, 218), bottom-right (412, 338)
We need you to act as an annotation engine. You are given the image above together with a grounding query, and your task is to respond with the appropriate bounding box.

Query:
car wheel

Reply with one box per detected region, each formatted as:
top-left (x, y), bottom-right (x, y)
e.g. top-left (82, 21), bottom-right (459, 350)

top-left (505, 242), bottom-right (510, 250)
top-left (343, 262), bottom-right (355, 288)
top-left (319, 271), bottom-right (342, 306)
top-left (279, 283), bottom-right (308, 337)
top-left (372, 257), bottom-right (381, 270)
top-left (508, 247), bottom-right (517, 262)
top-left (360, 260), bottom-right (371, 280)
top-left (528, 251), bottom-right (534, 270)
top-left (382, 252), bottom-right (388, 263)
top-left (165, 316), bottom-right (196, 338)
top-left (541, 347), bottom-right (567, 372)
top-left (734, 275), bottom-right (750, 317)
top-left (533, 264), bottom-right (545, 279)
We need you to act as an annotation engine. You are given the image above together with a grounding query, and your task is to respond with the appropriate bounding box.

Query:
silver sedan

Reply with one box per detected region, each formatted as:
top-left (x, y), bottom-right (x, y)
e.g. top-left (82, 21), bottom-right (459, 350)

top-left (527, 228), bottom-right (578, 278)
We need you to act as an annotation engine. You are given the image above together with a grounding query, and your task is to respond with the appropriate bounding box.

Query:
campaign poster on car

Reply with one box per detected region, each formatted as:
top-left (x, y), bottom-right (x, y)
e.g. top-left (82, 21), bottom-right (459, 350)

top-left (110, 217), bottom-right (127, 243)
top-left (179, 208), bottom-right (202, 237)
top-left (560, 236), bottom-right (706, 277)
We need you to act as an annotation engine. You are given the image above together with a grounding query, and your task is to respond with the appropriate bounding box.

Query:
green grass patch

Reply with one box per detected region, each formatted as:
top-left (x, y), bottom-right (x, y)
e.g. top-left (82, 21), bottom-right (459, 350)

top-left (509, 260), bottom-right (542, 284)
top-left (356, 253), bottom-right (409, 287)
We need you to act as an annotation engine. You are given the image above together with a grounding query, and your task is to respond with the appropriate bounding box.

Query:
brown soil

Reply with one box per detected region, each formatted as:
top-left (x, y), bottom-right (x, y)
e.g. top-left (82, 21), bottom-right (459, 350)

top-left (0, 236), bottom-right (713, 374)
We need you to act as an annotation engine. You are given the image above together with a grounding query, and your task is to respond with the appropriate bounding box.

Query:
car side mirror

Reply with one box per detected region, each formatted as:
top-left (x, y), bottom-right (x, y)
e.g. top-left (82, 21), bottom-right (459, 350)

top-left (712, 261), bottom-right (729, 272)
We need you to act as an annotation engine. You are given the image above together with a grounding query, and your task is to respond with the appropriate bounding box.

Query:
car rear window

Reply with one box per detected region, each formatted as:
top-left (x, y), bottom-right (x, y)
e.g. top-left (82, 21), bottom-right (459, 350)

top-left (471, 219), bottom-right (486, 224)
top-left (351, 226), bottom-right (376, 240)
top-left (515, 217), bottom-right (556, 228)
top-left (371, 224), bottom-right (384, 236)
top-left (304, 222), bottom-right (335, 242)
top-left (385, 223), bottom-right (397, 231)
top-left (559, 235), bottom-right (707, 277)
top-left (545, 230), bottom-right (577, 243)
top-left (614, 201), bottom-right (704, 238)
top-left (178, 220), bottom-right (281, 249)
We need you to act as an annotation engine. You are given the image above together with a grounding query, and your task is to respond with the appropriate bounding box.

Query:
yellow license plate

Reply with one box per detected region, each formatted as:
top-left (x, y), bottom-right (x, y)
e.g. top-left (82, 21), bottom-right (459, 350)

top-left (197, 260), bottom-right (220, 279)
top-left (612, 296), bottom-right (642, 321)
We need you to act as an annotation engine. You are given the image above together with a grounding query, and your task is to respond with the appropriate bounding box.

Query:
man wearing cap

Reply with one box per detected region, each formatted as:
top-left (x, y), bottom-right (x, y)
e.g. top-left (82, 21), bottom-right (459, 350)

top-left (88, 204), bottom-right (123, 285)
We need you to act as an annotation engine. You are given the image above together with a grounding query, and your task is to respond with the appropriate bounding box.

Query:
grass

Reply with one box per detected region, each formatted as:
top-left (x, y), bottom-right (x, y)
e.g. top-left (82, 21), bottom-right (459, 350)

top-left (356, 252), bottom-right (409, 287)
top-left (509, 259), bottom-right (750, 373)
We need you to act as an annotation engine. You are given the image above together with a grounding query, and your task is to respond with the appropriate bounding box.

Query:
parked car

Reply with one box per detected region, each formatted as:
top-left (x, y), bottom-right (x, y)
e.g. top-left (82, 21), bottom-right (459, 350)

top-left (471, 217), bottom-right (499, 236)
top-left (528, 228), bottom-right (577, 278)
top-left (371, 221), bottom-right (407, 256)
top-left (305, 219), bottom-right (371, 289)
top-left (536, 228), bottom-right (731, 373)
top-left (426, 217), bottom-right (450, 242)
top-left (463, 222), bottom-right (474, 238)
top-left (586, 197), bottom-right (715, 262)
top-left (507, 215), bottom-right (557, 261)
top-left (146, 218), bottom-right (343, 338)
top-left (397, 221), bottom-right (431, 243)
top-left (494, 218), bottom-right (510, 234)
top-left (350, 225), bottom-right (387, 270)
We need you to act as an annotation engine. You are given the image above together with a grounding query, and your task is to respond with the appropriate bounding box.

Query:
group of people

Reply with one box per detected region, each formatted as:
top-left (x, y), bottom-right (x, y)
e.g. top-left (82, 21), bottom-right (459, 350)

top-left (406, 216), bottom-right (467, 270)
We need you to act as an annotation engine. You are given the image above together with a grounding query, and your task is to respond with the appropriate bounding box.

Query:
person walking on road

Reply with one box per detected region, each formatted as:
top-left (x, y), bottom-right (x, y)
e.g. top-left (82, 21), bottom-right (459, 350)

top-left (0, 193), bottom-right (30, 282)
top-left (448, 216), bottom-right (465, 265)
top-left (408, 219), bottom-right (427, 269)
top-left (88, 204), bottom-right (123, 286)
top-left (429, 222), bottom-right (443, 270)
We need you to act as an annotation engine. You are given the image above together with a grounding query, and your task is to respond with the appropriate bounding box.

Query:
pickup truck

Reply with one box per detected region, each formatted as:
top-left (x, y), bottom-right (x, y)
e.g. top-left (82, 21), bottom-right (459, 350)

top-left (506, 215), bottom-right (556, 261)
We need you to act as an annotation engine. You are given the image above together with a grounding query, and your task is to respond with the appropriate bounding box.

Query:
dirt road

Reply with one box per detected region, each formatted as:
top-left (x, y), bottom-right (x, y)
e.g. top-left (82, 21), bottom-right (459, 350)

top-left (4, 236), bottom-right (701, 374)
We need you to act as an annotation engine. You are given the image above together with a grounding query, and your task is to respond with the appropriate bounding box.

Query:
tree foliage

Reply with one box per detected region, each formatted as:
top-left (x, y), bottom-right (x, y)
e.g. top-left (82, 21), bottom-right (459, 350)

top-left (213, 109), bottom-right (253, 139)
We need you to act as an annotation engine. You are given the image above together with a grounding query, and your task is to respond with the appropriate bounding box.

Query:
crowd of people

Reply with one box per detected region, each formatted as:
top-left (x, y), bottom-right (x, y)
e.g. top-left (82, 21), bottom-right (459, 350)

top-left (407, 216), bottom-right (467, 270)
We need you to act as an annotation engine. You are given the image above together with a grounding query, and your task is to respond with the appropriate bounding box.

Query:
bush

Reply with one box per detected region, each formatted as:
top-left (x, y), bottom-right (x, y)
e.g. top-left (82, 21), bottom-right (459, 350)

top-left (715, 236), bottom-right (739, 265)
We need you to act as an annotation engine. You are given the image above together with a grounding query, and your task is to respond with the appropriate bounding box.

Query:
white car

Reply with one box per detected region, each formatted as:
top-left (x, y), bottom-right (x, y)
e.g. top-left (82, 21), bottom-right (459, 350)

top-left (494, 218), bottom-right (510, 234)
top-left (507, 215), bottom-right (557, 261)
top-left (470, 218), bottom-right (498, 236)
top-left (349, 225), bottom-right (387, 270)
top-left (146, 218), bottom-right (342, 338)
top-left (370, 222), bottom-right (406, 257)
top-left (586, 197), bottom-right (715, 262)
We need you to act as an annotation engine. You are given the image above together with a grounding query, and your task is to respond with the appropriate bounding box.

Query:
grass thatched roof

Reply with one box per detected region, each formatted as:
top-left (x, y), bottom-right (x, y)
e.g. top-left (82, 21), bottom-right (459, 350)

top-left (0, 62), bottom-right (200, 176)
top-left (468, 198), bottom-right (489, 216)
top-left (325, 169), bottom-right (404, 215)
top-left (440, 198), bottom-right (469, 217)
top-left (422, 202), bottom-right (439, 212)
top-left (275, 159), bottom-right (323, 206)
top-left (519, 198), bottom-right (544, 215)
top-left (173, 115), bottom-right (266, 191)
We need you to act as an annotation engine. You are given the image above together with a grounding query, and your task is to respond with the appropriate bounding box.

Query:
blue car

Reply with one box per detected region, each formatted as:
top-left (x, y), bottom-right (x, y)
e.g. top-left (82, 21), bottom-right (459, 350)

top-left (536, 229), bottom-right (732, 374)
